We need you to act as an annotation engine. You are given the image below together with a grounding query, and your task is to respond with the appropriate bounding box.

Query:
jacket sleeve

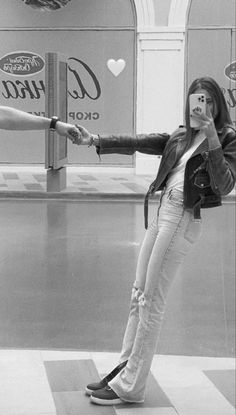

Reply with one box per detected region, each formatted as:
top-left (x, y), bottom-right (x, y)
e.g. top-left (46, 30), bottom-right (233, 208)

top-left (207, 128), bottom-right (236, 195)
top-left (96, 133), bottom-right (170, 156)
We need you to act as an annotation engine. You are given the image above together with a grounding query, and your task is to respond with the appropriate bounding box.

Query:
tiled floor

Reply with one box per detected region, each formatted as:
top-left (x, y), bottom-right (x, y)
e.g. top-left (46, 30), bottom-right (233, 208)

top-left (0, 350), bottom-right (235, 415)
top-left (0, 166), bottom-right (154, 196)
top-left (0, 167), bottom-right (235, 414)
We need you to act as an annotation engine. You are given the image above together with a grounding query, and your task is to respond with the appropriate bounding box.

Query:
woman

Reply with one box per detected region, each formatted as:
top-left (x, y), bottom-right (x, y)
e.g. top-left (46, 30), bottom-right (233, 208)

top-left (76, 77), bottom-right (236, 406)
top-left (0, 106), bottom-right (79, 142)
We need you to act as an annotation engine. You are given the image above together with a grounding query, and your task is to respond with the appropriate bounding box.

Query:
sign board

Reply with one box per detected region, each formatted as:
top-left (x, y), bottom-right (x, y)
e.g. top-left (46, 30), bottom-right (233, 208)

top-left (0, 0), bottom-right (135, 165)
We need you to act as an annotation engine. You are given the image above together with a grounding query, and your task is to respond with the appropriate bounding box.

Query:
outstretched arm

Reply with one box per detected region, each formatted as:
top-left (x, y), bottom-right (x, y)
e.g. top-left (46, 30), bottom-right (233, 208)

top-left (76, 124), bottom-right (169, 156)
top-left (0, 106), bottom-right (80, 143)
top-left (191, 106), bottom-right (236, 194)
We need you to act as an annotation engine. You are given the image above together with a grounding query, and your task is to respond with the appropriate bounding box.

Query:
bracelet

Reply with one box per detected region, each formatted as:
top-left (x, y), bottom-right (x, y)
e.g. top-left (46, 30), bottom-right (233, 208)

top-left (50, 116), bottom-right (60, 131)
top-left (88, 135), bottom-right (94, 147)
top-left (88, 134), bottom-right (100, 147)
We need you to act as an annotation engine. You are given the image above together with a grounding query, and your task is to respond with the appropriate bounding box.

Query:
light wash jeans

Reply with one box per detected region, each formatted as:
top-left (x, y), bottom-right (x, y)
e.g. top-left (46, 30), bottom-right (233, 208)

top-left (109, 188), bottom-right (202, 403)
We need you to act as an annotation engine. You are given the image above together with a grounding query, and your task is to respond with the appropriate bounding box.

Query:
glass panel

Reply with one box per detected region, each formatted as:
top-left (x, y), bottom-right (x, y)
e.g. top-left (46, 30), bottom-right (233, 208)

top-left (188, 0), bottom-right (236, 27)
top-left (186, 29), bottom-right (236, 127)
top-left (0, 28), bottom-right (135, 165)
top-left (0, 0), bottom-right (135, 28)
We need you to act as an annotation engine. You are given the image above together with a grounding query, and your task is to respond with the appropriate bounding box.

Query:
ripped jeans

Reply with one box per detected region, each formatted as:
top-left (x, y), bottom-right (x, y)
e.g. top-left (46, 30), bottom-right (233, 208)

top-left (109, 188), bottom-right (202, 402)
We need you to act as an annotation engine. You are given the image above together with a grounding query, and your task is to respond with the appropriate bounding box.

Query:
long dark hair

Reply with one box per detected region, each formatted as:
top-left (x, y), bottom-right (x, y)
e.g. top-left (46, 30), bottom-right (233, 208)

top-left (184, 76), bottom-right (232, 148)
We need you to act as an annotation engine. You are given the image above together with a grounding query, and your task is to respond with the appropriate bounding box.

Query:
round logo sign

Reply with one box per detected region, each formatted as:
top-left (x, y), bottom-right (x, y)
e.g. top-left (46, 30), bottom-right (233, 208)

top-left (22, 0), bottom-right (71, 11)
top-left (224, 61), bottom-right (236, 82)
top-left (0, 51), bottom-right (45, 76)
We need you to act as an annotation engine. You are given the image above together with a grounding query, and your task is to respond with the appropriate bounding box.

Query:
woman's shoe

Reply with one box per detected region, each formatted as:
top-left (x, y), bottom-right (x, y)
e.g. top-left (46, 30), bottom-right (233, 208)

top-left (85, 360), bottom-right (128, 396)
top-left (85, 378), bottom-right (107, 396)
top-left (90, 386), bottom-right (123, 405)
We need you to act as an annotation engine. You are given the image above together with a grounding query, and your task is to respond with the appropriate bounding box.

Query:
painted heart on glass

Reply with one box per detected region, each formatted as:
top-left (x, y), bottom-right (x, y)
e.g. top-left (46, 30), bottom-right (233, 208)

top-left (107, 59), bottom-right (126, 77)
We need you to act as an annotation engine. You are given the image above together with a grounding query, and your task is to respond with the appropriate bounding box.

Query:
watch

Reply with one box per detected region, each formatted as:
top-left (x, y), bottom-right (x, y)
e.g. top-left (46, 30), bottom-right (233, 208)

top-left (50, 116), bottom-right (60, 131)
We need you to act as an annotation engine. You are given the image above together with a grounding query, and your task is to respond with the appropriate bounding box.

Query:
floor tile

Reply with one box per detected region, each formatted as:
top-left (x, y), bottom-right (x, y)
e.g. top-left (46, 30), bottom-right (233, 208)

top-left (152, 355), bottom-right (235, 371)
top-left (204, 370), bottom-right (235, 407)
top-left (122, 183), bottom-right (146, 192)
top-left (112, 177), bottom-right (128, 181)
top-left (91, 352), bottom-right (120, 375)
top-left (53, 391), bottom-right (116, 415)
top-left (154, 367), bottom-right (235, 415)
top-left (41, 350), bottom-right (91, 361)
top-left (77, 187), bottom-right (98, 192)
top-left (71, 181), bottom-right (89, 186)
top-left (24, 183), bottom-right (44, 190)
top-left (33, 174), bottom-right (46, 182)
top-left (117, 372), bottom-right (173, 409)
top-left (0, 376), bottom-right (56, 415)
top-left (44, 359), bottom-right (100, 392)
top-left (115, 408), bottom-right (177, 415)
top-left (78, 175), bottom-right (98, 181)
top-left (2, 173), bottom-right (19, 179)
top-left (0, 349), bottom-right (45, 379)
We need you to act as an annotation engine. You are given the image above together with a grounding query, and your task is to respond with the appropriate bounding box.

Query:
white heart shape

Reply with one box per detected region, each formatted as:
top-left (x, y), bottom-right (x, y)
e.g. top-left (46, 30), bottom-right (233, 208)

top-left (107, 59), bottom-right (126, 77)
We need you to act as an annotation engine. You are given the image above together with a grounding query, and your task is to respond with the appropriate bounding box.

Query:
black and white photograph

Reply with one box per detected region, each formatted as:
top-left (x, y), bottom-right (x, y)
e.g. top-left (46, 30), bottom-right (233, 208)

top-left (0, 1), bottom-right (235, 414)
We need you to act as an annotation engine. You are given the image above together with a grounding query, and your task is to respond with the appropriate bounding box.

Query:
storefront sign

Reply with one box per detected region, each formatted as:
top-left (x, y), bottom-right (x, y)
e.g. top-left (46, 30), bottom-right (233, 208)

top-left (0, 51), bottom-right (44, 76)
top-left (224, 61), bottom-right (236, 82)
top-left (0, 54), bottom-right (101, 105)
top-left (222, 61), bottom-right (236, 123)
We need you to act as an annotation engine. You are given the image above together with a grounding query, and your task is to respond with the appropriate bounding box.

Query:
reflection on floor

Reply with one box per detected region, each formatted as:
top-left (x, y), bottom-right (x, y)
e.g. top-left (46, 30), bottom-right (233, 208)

top-left (0, 167), bottom-right (153, 195)
top-left (0, 169), bottom-right (235, 414)
top-left (0, 350), bottom-right (235, 415)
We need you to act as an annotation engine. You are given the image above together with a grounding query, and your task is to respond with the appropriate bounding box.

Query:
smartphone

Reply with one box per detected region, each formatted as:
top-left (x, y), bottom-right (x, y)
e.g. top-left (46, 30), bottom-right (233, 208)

top-left (189, 93), bottom-right (206, 128)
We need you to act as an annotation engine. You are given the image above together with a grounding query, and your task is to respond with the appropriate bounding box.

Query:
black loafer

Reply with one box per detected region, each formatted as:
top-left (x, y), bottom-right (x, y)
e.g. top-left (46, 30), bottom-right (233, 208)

top-left (85, 360), bottom-right (127, 396)
top-left (91, 386), bottom-right (123, 405)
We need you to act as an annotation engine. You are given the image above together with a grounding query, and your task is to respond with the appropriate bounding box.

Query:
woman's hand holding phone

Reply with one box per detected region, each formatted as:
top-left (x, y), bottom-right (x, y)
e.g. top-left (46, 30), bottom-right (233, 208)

top-left (189, 93), bottom-right (206, 129)
top-left (190, 94), bottom-right (220, 148)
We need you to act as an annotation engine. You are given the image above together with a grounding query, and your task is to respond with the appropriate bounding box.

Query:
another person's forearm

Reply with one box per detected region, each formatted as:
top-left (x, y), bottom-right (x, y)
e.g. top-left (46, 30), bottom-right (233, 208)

top-left (0, 106), bottom-right (51, 130)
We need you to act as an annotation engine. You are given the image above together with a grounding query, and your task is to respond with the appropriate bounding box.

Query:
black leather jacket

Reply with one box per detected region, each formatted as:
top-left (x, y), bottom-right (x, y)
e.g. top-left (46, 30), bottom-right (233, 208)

top-left (97, 125), bottom-right (236, 228)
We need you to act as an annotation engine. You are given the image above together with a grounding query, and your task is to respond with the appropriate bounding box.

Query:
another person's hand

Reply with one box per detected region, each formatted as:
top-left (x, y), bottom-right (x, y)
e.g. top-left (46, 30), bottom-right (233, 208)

top-left (75, 124), bottom-right (93, 145)
top-left (55, 121), bottom-right (81, 144)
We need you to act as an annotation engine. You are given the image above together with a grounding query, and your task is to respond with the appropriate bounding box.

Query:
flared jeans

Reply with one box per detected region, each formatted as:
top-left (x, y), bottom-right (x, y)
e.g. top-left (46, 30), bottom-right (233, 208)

top-left (109, 188), bottom-right (202, 402)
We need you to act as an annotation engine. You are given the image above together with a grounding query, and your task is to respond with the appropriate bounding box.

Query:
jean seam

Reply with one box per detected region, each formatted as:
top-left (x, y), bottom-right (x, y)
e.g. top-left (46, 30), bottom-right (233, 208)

top-left (156, 189), bottom-right (165, 219)
top-left (131, 209), bottom-right (185, 378)
top-left (160, 210), bottom-right (186, 272)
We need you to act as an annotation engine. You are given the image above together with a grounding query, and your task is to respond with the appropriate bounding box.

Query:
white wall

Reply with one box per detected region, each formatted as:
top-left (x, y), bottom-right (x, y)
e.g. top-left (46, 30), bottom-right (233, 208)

top-left (135, 29), bottom-right (185, 174)
top-left (134, 0), bottom-right (189, 174)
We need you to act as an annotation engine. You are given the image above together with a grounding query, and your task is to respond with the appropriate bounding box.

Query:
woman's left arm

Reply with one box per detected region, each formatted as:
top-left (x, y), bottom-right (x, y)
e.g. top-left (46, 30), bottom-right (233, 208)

top-left (206, 129), bottom-right (236, 195)
top-left (192, 107), bottom-right (236, 195)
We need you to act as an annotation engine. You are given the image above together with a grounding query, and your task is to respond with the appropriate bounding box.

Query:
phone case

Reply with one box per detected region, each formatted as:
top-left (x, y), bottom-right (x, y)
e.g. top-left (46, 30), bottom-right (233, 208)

top-left (189, 93), bottom-right (206, 128)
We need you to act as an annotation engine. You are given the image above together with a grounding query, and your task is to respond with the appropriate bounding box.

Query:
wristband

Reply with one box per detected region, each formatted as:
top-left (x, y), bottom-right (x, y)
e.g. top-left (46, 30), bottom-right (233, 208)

top-left (88, 134), bottom-right (99, 147)
top-left (50, 116), bottom-right (60, 131)
top-left (88, 135), bottom-right (94, 147)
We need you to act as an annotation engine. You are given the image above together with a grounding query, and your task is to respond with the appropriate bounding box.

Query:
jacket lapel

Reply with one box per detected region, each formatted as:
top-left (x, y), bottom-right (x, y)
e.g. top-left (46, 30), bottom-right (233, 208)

top-left (177, 134), bottom-right (209, 160)
top-left (191, 138), bottom-right (208, 158)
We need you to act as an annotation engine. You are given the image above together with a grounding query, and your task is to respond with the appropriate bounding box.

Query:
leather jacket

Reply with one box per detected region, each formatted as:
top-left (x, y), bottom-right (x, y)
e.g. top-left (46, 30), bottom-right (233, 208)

top-left (97, 125), bottom-right (236, 228)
